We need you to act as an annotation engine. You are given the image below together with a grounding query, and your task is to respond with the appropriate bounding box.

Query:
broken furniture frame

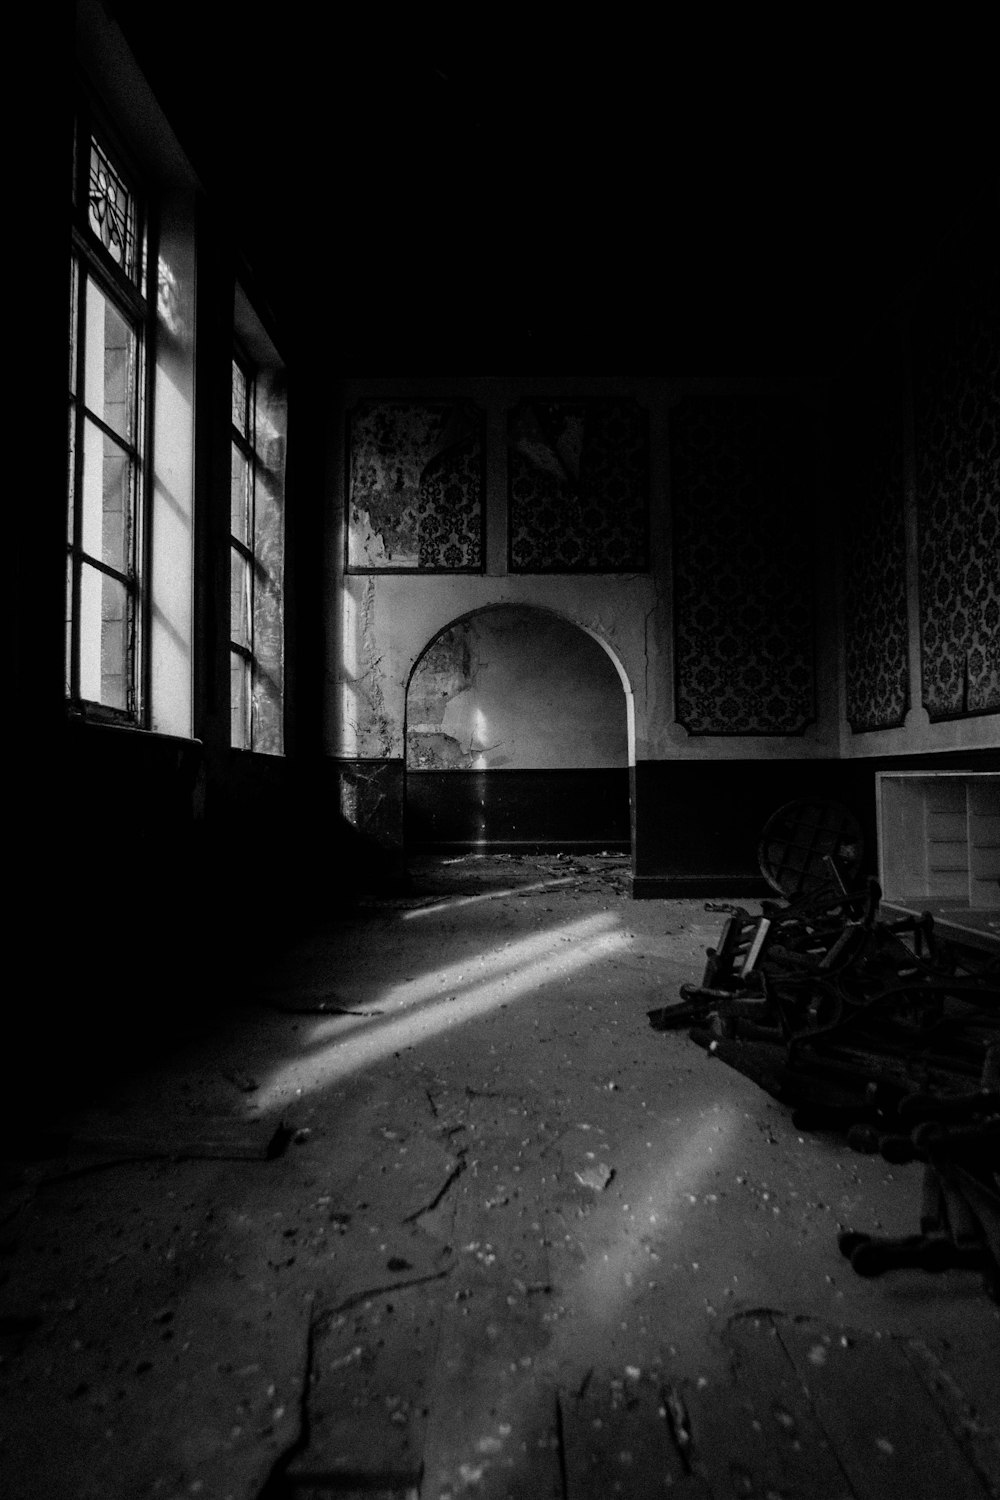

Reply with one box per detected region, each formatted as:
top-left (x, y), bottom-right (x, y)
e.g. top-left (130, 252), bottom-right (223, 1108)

top-left (650, 859), bottom-right (1000, 1300)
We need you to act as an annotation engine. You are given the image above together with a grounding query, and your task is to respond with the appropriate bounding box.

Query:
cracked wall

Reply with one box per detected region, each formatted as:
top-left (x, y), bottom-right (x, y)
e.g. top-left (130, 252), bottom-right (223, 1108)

top-left (406, 608), bottom-right (628, 770)
top-left (333, 572), bottom-right (644, 767)
top-left (346, 400), bottom-right (484, 570)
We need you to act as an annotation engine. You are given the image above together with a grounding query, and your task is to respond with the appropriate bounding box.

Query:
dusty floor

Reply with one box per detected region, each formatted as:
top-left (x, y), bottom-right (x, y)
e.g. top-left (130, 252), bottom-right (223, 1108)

top-left (2, 853), bottom-right (998, 1499)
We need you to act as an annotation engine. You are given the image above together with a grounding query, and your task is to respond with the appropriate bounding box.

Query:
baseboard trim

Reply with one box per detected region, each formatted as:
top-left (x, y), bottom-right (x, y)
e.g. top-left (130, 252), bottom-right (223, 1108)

top-left (632, 875), bottom-right (772, 900)
top-left (407, 839), bottom-right (631, 857)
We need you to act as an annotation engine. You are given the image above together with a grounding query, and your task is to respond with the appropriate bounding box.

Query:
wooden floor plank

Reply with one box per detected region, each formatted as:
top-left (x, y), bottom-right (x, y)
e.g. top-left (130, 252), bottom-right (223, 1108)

top-left (559, 1372), bottom-right (699, 1499)
top-left (682, 1313), bottom-right (854, 1500)
top-left (901, 1338), bottom-right (1000, 1499)
top-left (419, 1095), bottom-right (562, 1499)
top-left (288, 1488), bottom-right (418, 1499)
top-left (286, 1281), bottom-right (439, 1489)
top-left (776, 1318), bottom-right (995, 1500)
top-left (58, 1112), bottom-right (288, 1161)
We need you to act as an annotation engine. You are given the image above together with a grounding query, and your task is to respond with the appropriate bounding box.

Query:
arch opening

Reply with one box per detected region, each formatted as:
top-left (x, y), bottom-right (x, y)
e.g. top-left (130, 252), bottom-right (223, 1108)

top-left (404, 604), bottom-right (633, 858)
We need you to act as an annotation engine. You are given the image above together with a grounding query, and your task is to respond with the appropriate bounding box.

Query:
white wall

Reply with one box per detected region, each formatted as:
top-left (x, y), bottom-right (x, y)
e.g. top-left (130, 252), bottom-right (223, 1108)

top-left (326, 375), bottom-right (841, 768)
top-left (406, 606), bottom-right (628, 770)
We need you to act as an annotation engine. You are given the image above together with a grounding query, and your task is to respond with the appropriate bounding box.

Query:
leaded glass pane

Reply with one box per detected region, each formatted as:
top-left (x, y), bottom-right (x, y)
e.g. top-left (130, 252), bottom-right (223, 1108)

top-left (89, 139), bottom-right (137, 281)
top-left (231, 651), bottom-right (250, 750)
top-left (69, 258), bottom-right (79, 394)
top-left (231, 445), bottom-right (251, 542)
top-left (78, 562), bottom-right (130, 710)
top-left (84, 279), bottom-right (137, 443)
top-left (65, 554), bottom-right (74, 696)
top-left (100, 569), bottom-right (130, 710)
top-left (230, 547), bottom-right (251, 648)
top-left (67, 407), bottom-right (76, 546)
top-left (82, 418), bottom-right (132, 576)
top-left (232, 360), bottom-right (248, 438)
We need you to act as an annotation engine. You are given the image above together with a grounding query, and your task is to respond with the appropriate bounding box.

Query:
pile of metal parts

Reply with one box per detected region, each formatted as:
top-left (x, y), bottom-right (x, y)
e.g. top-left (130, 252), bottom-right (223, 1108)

top-left (649, 860), bottom-right (1000, 1300)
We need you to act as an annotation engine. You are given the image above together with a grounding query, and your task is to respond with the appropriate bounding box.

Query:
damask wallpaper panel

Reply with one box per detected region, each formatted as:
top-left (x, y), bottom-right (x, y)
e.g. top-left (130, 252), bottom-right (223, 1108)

top-left (913, 243), bottom-right (1000, 720)
top-left (346, 400), bottom-right (484, 571)
top-left (508, 400), bottom-right (649, 572)
top-left (671, 394), bottom-right (817, 736)
top-left (843, 376), bottom-right (910, 733)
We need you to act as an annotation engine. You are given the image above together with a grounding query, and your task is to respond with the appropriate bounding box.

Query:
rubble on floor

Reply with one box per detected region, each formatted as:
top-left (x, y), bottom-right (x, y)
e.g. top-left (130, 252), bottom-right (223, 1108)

top-left (3, 854), bottom-right (999, 1499)
top-left (650, 870), bottom-right (1000, 1300)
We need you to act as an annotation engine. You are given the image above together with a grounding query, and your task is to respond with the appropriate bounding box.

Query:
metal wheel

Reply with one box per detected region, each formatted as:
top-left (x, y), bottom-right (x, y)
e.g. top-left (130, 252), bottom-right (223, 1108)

top-left (758, 799), bottom-right (864, 898)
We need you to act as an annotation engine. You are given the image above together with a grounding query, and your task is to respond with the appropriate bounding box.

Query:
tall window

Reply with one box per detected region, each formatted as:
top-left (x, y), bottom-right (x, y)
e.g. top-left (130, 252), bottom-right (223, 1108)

top-left (230, 347), bottom-right (285, 752)
top-left (230, 353), bottom-right (254, 748)
top-left (67, 118), bottom-right (149, 718)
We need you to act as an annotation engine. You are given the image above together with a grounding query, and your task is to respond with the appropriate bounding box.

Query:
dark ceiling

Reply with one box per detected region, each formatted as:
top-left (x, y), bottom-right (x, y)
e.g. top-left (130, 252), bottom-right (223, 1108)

top-left (107, 5), bottom-right (997, 375)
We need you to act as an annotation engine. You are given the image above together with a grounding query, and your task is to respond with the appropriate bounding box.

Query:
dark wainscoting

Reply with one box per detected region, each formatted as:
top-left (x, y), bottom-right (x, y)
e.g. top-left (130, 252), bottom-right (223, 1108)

top-left (405, 767), bottom-right (631, 854)
top-left (630, 749), bottom-right (1000, 898)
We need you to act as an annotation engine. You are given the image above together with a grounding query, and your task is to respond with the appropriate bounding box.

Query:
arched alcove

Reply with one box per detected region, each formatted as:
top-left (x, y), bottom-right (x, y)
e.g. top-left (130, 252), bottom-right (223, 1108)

top-left (404, 605), bottom-right (631, 853)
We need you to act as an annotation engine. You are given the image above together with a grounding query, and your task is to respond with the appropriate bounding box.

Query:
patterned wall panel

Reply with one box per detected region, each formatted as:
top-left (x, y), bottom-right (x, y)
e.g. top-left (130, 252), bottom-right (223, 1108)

top-left (671, 394), bottom-right (816, 736)
top-left (347, 400), bottom-right (484, 570)
top-left (844, 378), bottom-right (910, 733)
top-left (914, 245), bottom-right (1000, 719)
top-left (508, 400), bottom-right (648, 571)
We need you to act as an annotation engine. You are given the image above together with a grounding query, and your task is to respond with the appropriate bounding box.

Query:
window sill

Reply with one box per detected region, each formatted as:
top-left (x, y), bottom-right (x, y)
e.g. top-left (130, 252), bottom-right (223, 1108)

top-left (65, 707), bottom-right (203, 754)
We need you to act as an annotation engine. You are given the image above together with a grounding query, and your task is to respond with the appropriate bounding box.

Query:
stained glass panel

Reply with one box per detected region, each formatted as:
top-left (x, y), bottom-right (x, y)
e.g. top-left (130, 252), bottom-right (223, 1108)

top-left (88, 140), bottom-right (138, 282)
top-left (232, 359), bottom-right (249, 438)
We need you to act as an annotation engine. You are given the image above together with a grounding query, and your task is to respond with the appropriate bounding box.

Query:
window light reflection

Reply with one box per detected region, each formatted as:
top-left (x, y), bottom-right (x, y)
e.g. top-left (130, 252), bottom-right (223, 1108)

top-left (254, 912), bottom-right (624, 1108)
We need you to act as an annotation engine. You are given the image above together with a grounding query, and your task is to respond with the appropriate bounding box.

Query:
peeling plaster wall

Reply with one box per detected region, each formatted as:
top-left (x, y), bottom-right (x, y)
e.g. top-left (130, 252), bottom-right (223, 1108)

top-left (327, 376), bottom-right (846, 771)
top-left (406, 608), bottom-right (627, 770)
top-left (326, 373), bottom-right (996, 881)
top-left (346, 400), bottom-right (484, 570)
top-left (332, 571), bottom-right (647, 764)
top-left (336, 575), bottom-right (397, 759)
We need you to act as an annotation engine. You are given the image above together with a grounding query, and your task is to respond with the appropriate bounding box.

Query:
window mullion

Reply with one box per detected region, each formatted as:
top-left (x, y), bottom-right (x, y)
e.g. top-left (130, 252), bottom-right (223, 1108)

top-left (69, 259), bottom-right (89, 703)
top-left (68, 117), bottom-right (149, 722)
top-left (70, 225), bottom-right (146, 320)
top-left (79, 552), bottom-right (132, 587)
top-left (231, 430), bottom-right (255, 464)
top-left (80, 406), bottom-right (143, 463)
top-left (135, 210), bottom-right (155, 726)
top-left (230, 351), bottom-right (253, 751)
top-left (247, 382), bottom-right (257, 748)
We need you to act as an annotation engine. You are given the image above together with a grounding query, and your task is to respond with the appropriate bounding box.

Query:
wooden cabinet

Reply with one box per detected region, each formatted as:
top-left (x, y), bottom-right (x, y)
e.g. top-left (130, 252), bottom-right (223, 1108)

top-left (876, 771), bottom-right (999, 921)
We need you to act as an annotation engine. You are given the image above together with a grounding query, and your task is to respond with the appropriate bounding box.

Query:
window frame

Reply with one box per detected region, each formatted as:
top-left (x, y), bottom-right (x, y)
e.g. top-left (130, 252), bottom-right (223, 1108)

top-left (226, 291), bottom-right (287, 757)
top-left (229, 344), bottom-right (257, 750)
top-left (66, 102), bottom-right (155, 724)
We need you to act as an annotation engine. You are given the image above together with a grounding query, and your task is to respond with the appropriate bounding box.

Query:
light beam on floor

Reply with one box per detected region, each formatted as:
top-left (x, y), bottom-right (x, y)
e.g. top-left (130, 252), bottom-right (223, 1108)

top-left (572, 1108), bottom-right (739, 1328)
top-left (254, 912), bottom-right (624, 1108)
top-left (401, 876), bottom-right (581, 919)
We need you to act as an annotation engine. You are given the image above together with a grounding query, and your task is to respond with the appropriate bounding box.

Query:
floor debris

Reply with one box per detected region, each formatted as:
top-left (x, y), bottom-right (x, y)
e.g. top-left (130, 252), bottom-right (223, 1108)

top-left (650, 871), bottom-right (1000, 1302)
top-left (574, 1164), bottom-right (615, 1192)
top-left (2, 855), bottom-right (997, 1499)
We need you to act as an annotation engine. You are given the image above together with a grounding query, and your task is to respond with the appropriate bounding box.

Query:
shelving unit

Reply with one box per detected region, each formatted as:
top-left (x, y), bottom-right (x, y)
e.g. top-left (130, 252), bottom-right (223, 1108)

top-left (876, 770), bottom-right (1000, 950)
